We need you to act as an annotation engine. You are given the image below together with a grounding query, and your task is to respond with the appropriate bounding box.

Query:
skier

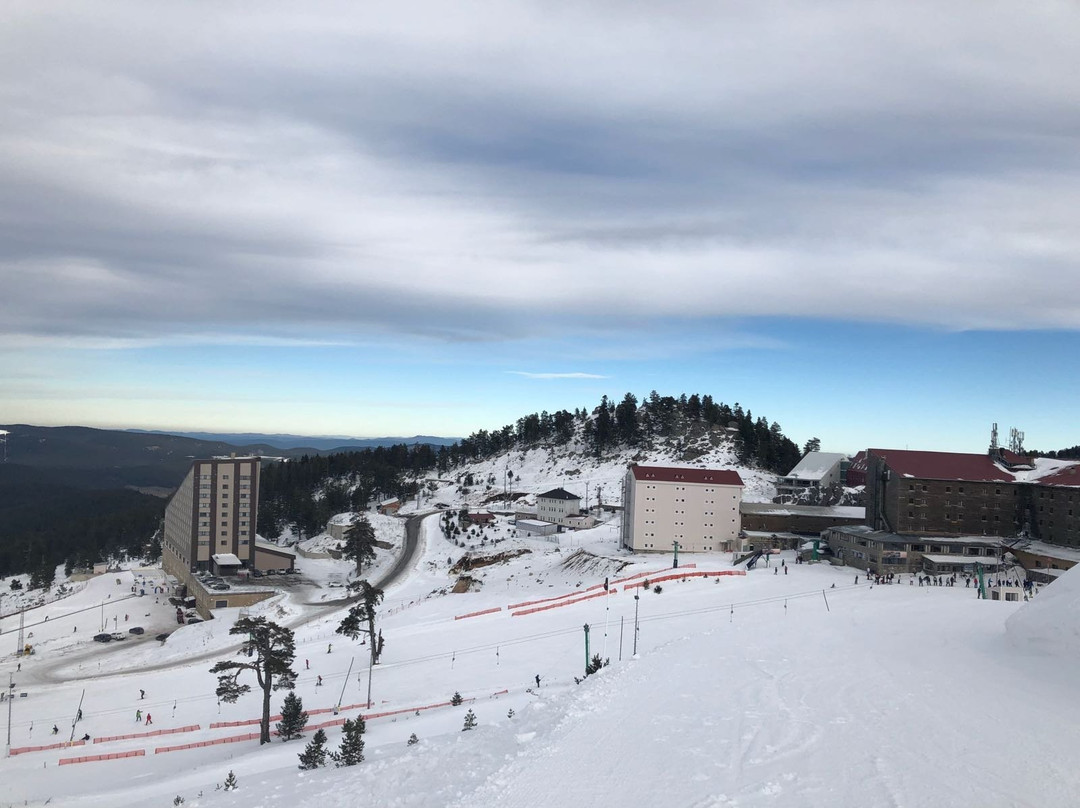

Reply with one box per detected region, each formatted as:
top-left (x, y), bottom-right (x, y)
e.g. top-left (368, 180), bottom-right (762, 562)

top-left (535, 674), bottom-right (541, 688)
top-left (305, 659), bottom-right (309, 670)
top-left (77, 708), bottom-right (83, 722)
top-left (145, 713), bottom-right (152, 725)
top-left (327, 643), bottom-right (332, 654)
top-left (774, 567), bottom-right (778, 575)
top-left (81, 733), bottom-right (91, 742)
top-left (136, 709), bottom-right (142, 722)
top-left (140, 689), bottom-right (145, 700)
top-left (52, 725), bottom-right (59, 735)
top-left (317, 675), bottom-right (323, 687)
top-left (784, 566), bottom-right (788, 575)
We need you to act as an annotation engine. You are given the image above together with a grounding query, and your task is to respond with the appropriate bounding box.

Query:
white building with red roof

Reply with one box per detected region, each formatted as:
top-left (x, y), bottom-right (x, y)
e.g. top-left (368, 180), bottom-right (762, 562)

top-left (621, 464), bottom-right (745, 553)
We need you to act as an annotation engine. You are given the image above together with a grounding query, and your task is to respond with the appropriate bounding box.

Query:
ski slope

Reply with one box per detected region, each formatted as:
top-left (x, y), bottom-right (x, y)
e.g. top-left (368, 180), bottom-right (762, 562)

top-left (2, 512), bottom-right (1079, 808)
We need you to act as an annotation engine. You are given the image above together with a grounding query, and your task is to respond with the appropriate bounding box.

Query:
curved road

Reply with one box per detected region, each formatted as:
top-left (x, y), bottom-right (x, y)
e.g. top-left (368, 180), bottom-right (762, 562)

top-left (36, 511), bottom-right (436, 682)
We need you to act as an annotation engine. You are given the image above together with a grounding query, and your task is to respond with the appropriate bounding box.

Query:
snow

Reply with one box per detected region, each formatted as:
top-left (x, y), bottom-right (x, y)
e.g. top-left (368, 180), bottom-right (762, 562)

top-left (4, 514), bottom-right (1080, 807)
top-left (1006, 564), bottom-right (1080, 658)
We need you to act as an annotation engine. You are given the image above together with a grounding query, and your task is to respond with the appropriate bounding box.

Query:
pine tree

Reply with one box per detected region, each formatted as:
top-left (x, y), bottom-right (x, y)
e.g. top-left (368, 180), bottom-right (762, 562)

top-left (331, 717), bottom-right (366, 766)
top-left (585, 653), bottom-right (609, 676)
top-left (450, 691), bottom-right (463, 706)
top-left (298, 729), bottom-right (329, 769)
top-left (275, 691), bottom-right (309, 741)
top-left (210, 617), bottom-right (298, 745)
top-left (407, 732), bottom-right (419, 746)
top-left (342, 514), bottom-right (377, 575)
top-left (223, 771), bottom-right (238, 792)
top-left (507, 708), bottom-right (515, 719)
top-left (462, 709), bottom-right (478, 731)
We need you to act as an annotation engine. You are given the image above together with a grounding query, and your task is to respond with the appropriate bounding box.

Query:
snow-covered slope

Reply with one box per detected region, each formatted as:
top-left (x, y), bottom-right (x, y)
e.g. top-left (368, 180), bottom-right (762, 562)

top-left (5, 515), bottom-right (1080, 807)
top-left (1005, 563), bottom-right (1080, 657)
top-left (408, 433), bottom-right (777, 514)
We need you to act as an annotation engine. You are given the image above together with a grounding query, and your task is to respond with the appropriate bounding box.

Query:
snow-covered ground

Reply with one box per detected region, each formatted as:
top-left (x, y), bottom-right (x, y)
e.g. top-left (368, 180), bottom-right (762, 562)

top-left (2, 512), bottom-right (1079, 808)
top-left (405, 437), bottom-right (778, 516)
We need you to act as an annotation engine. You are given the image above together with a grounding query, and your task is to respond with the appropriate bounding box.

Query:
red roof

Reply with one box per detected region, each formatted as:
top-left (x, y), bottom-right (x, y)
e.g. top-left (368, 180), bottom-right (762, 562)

top-left (1036, 465), bottom-right (1080, 487)
top-left (629, 465), bottom-right (743, 487)
top-left (868, 449), bottom-right (1015, 483)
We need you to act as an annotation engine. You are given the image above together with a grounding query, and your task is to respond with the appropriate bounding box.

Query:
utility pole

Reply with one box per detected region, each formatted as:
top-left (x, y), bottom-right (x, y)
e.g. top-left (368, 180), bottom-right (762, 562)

top-left (16, 609), bottom-right (24, 657)
top-left (632, 594), bottom-right (640, 656)
top-left (672, 541), bottom-right (680, 569)
top-left (5, 673), bottom-right (14, 757)
top-left (583, 624), bottom-right (591, 675)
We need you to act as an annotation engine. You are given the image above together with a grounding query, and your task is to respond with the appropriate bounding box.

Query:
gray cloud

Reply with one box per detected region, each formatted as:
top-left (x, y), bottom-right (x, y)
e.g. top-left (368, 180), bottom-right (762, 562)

top-left (2, 0), bottom-right (1080, 349)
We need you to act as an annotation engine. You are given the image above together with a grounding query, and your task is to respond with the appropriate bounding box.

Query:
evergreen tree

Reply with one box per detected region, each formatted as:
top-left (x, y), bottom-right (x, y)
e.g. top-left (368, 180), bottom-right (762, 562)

top-left (585, 653), bottom-right (609, 676)
top-left (223, 771), bottom-right (238, 792)
top-left (615, 393), bottom-right (640, 446)
top-left (337, 580), bottom-right (385, 671)
top-left (342, 514), bottom-right (377, 575)
top-left (462, 709), bottom-right (478, 731)
top-left (275, 691), bottom-right (309, 741)
top-left (210, 617), bottom-right (298, 745)
top-left (298, 729), bottom-right (329, 769)
top-left (331, 717), bottom-right (366, 766)
top-left (803, 437), bottom-right (821, 456)
top-left (450, 691), bottom-right (463, 706)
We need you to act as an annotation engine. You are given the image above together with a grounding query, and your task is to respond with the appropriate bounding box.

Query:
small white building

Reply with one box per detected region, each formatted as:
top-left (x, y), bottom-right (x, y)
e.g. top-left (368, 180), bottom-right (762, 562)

top-left (777, 452), bottom-right (849, 496)
top-left (621, 464), bottom-right (744, 553)
top-left (516, 519), bottom-right (558, 537)
top-left (536, 488), bottom-right (582, 527)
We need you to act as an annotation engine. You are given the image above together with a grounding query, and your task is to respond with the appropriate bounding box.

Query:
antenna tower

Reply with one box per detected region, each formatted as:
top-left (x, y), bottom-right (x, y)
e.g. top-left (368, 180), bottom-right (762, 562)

top-left (1009, 428), bottom-right (1025, 455)
top-left (989, 423), bottom-right (998, 453)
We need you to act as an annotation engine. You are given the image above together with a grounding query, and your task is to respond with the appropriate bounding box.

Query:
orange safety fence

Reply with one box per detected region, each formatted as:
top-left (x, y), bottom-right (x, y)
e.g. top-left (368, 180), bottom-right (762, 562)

top-left (507, 565), bottom-right (697, 610)
top-left (453, 606), bottom-right (503, 621)
top-left (156, 732), bottom-right (260, 754)
top-left (611, 564), bottom-right (696, 585)
top-left (59, 749), bottom-right (145, 766)
top-left (512, 588), bottom-right (616, 617)
top-left (622, 570), bottom-right (745, 589)
top-left (9, 739), bottom-right (86, 756)
top-left (94, 724), bottom-right (200, 744)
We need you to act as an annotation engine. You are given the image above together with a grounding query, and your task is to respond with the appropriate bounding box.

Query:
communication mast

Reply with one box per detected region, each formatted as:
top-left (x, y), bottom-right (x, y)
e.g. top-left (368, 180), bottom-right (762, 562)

top-left (989, 423), bottom-right (999, 453)
top-left (1009, 428), bottom-right (1025, 455)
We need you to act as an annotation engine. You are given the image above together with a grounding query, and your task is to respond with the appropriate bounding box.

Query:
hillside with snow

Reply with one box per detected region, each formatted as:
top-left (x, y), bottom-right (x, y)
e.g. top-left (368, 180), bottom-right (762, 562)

top-left (406, 427), bottom-right (778, 514)
top-left (3, 508), bottom-right (1080, 807)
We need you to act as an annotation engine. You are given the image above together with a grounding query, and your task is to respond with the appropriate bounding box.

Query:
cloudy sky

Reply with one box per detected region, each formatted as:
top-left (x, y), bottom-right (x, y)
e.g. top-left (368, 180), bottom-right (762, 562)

top-left (2, 1), bottom-right (1079, 453)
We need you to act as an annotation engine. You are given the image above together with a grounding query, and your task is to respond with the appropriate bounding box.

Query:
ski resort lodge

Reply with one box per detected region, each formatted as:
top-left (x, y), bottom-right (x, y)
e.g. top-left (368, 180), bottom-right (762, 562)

top-left (162, 456), bottom-right (284, 616)
top-left (621, 464), bottom-right (744, 553)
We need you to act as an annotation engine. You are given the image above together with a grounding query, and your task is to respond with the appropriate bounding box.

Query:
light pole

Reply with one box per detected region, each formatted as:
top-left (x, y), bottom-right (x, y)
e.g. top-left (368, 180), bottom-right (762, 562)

top-left (672, 541), bottom-right (680, 569)
top-left (5, 673), bottom-right (14, 757)
top-left (632, 594), bottom-right (640, 656)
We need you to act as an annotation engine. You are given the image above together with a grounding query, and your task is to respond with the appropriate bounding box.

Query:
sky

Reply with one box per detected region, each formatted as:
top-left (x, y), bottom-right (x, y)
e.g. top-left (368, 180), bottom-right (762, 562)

top-left (2, 0), bottom-right (1079, 454)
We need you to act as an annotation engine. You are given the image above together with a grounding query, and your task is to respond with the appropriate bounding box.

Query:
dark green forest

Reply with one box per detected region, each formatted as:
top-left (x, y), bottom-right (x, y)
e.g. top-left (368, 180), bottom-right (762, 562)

top-left (0, 465), bottom-right (164, 580)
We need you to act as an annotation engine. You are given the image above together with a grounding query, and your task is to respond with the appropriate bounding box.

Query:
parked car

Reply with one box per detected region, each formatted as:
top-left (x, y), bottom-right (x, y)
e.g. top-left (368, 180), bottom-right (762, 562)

top-left (110, 632), bottom-right (128, 641)
top-left (186, 617), bottom-right (203, 625)
top-left (251, 569), bottom-right (264, 578)
top-left (128, 626), bottom-right (145, 635)
top-left (210, 583), bottom-right (230, 591)
top-left (285, 568), bottom-right (300, 575)
top-left (93, 633), bottom-right (112, 643)
top-left (155, 633), bottom-right (170, 642)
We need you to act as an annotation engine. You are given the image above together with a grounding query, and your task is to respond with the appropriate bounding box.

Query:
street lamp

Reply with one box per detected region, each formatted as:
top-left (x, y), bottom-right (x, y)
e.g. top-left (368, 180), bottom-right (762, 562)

top-left (672, 541), bottom-right (680, 569)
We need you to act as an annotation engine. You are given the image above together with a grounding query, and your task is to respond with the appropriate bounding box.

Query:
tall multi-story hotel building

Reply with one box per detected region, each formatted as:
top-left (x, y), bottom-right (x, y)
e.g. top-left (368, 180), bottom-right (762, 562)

top-left (163, 456), bottom-right (260, 579)
top-left (621, 464), bottom-right (744, 553)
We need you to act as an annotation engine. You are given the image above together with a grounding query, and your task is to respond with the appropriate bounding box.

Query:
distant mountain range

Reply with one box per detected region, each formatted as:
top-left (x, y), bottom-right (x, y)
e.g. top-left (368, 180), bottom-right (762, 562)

top-left (0, 424), bottom-right (459, 490)
top-left (126, 429), bottom-right (459, 451)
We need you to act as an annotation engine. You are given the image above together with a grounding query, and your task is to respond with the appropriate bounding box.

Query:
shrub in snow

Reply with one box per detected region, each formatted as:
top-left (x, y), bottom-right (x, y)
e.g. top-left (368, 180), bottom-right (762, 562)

top-left (507, 708), bottom-right (515, 719)
top-left (223, 771), bottom-right (238, 791)
top-left (585, 654), bottom-right (609, 676)
top-left (173, 797), bottom-right (184, 806)
top-left (331, 718), bottom-right (365, 766)
top-left (653, 585), bottom-right (663, 594)
top-left (298, 729), bottom-right (329, 769)
top-left (450, 691), bottom-right (463, 706)
top-left (276, 691), bottom-right (309, 740)
top-left (407, 732), bottom-right (419, 746)
top-left (462, 709), bottom-right (478, 731)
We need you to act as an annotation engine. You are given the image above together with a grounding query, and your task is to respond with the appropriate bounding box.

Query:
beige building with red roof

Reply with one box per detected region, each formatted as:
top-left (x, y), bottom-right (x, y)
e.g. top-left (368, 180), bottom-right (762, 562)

top-left (621, 464), bottom-right (744, 553)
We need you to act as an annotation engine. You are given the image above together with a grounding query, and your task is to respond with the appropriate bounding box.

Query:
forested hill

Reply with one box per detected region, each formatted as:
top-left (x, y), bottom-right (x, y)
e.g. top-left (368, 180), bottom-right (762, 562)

top-left (434, 392), bottom-right (804, 476)
top-left (257, 392), bottom-right (807, 541)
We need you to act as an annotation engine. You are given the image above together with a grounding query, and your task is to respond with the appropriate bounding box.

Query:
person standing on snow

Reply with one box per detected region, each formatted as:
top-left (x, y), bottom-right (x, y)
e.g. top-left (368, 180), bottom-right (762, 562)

top-left (135, 709), bottom-right (142, 722)
top-left (145, 714), bottom-right (152, 725)
top-left (535, 674), bottom-right (541, 688)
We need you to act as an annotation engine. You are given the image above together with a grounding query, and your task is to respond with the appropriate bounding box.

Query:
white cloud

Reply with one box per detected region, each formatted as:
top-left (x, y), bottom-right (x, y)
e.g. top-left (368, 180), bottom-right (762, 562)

top-left (1, 0), bottom-right (1079, 348)
top-left (506, 371), bottom-right (610, 380)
